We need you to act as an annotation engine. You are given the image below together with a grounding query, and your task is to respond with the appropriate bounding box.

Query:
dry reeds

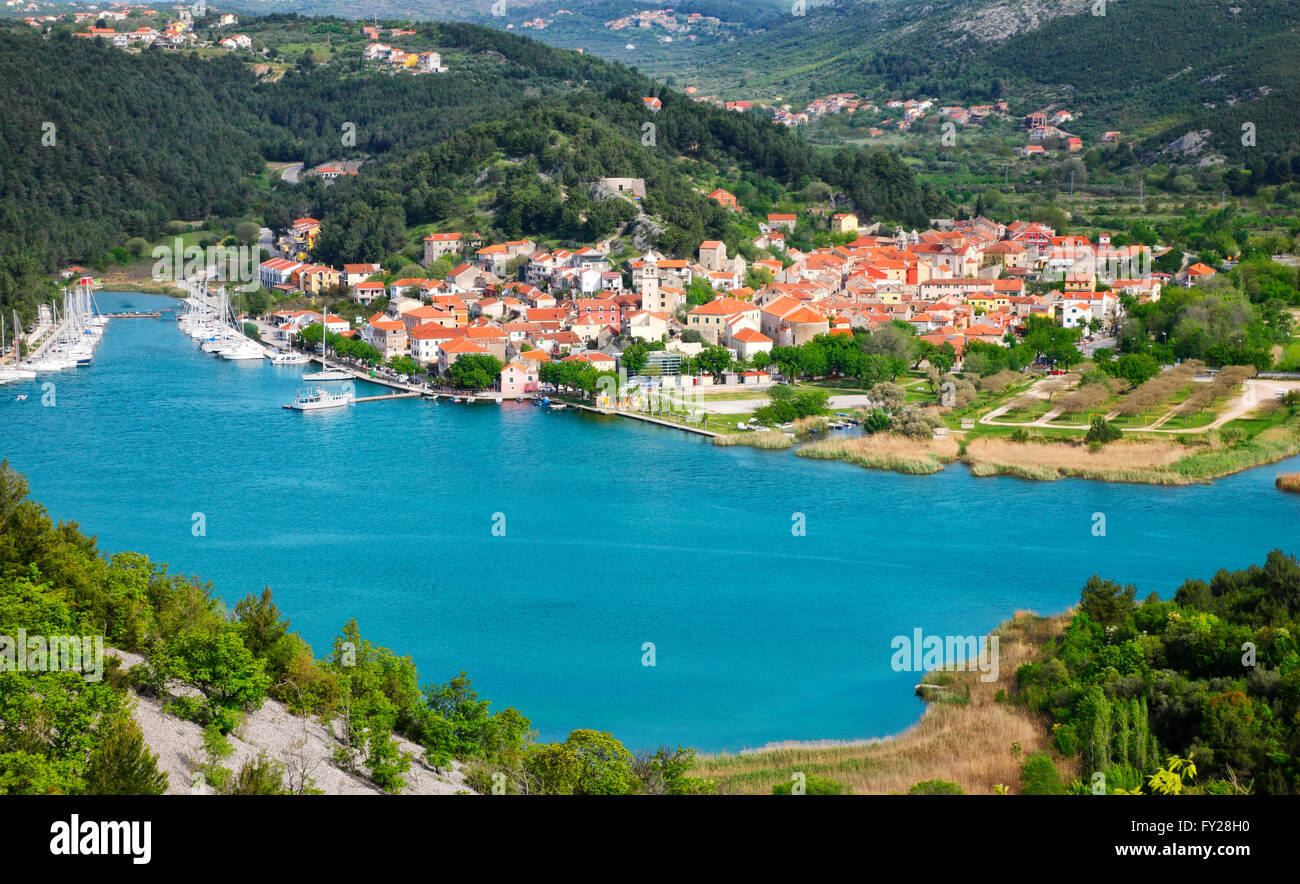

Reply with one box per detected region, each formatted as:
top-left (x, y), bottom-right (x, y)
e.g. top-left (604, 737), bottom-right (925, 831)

top-left (1276, 473), bottom-right (1300, 493)
top-left (791, 415), bottom-right (830, 435)
top-left (713, 432), bottom-right (795, 449)
top-left (798, 433), bottom-right (960, 474)
top-left (689, 612), bottom-right (1075, 795)
top-left (963, 436), bottom-right (1188, 480)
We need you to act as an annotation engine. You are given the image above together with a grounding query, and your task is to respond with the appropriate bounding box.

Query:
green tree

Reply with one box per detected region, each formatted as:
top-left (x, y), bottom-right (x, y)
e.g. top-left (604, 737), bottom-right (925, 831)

top-left (621, 342), bottom-right (648, 375)
top-left (445, 353), bottom-right (502, 391)
top-left (82, 714), bottom-right (168, 796)
top-left (1019, 752), bottom-right (1065, 795)
top-left (695, 345), bottom-right (733, 382)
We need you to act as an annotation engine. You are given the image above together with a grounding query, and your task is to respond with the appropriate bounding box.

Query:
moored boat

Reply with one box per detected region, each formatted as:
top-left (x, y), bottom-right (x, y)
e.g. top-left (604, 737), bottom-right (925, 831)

top-left (288, 386), bottom-right (354, 411)
top-left (302, 369), bottom-right (351, 381)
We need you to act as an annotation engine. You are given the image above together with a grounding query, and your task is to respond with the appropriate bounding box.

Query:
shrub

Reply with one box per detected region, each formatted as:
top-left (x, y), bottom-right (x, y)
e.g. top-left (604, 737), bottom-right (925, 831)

top-left (863, 409), bottom-right (891, 433)
top-left (907, 778), bottom-right (964, 795)
top-left (772, 773), bottom-right (849, 795)
top-left (1085, 415), bottom-right (1123, 445)
top-left (1020, 752), bottom-right (1066, 795)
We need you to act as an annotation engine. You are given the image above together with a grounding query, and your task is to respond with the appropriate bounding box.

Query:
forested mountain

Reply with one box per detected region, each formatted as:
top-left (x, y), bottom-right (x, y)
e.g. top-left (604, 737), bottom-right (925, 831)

top-left (0, 30), bottom-right (265, 322)
top-left (228, 0), bottom-right (799, 81)
top-left (227, 0), bottom-right (1300, 165)
top-left (0, 17), bottom-right (942, 322)
top-left (657, 0), bottom-right (1300, 162)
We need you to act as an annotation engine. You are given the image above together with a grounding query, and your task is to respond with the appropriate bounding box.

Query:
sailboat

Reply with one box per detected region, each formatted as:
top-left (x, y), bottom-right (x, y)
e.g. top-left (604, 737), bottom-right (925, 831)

top-left (301, 310), bottom-right (349, 379)
top-left (0, 312), bottom-right (36, 381)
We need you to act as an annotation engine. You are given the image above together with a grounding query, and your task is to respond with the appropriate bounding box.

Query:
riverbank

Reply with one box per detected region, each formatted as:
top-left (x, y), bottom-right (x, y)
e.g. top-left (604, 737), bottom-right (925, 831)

top-left (963, 410), bottom-right (1300, 484)
top-left (689, 611), bottom-right (1075, 795)
top-left (768, 399), bottom-right (1300, 485)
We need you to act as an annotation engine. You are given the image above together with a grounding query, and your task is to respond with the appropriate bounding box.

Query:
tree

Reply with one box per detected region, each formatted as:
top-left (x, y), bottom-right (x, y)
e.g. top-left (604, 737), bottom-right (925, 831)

top-left (1019, 752), bottom-right (1065, 795)
top-left (157, 626), bottom-right (271, 730)
top-left (234, 587), bottom-right (289, 660)
top-left (695, 345), bottom-right (733, 382)
top-left (869, 382), bottom-right (906, 412)
top-left (632, 746), bottom-right (714, 795)
top-left (1079, 575), bottom-right (1136, 627)
top-left (445, 353), bottom-right (502, 391)
top-left (82, 714), bottom-right (168, 795)
top-left (863, 408), bottom-right (891, 433)
top-left (235, 222), bottom-right (260, 245)
top-left (388, 355), bottom-right (419, 377)
top-left (1115, 353), bottom-right (1159, 387)
top-left (527, 730), bottom-right (636, 795)
top-left (621, 342), bottom-right (648, 375)
top-left (1085, 415), bottom-right (1124, 445)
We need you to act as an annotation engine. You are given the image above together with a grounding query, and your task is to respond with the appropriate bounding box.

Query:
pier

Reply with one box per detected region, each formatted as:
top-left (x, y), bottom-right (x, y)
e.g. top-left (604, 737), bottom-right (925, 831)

top-left (555, 399), bottom-right (719, 437)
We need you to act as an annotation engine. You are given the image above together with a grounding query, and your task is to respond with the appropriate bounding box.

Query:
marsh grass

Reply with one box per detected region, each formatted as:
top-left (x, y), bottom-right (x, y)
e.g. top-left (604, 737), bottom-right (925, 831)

top-left (797, 433), bottom-right (960, 474)
top-left (689, 612), bottom-right (1075, 795)
top-left (713, 432), bottom-right (795, 450)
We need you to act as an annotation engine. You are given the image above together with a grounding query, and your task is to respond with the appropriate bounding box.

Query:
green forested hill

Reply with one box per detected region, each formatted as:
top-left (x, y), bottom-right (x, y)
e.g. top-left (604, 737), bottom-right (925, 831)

top-left (656, 0), bottom-right (1300, 159)
top-left (0, 30), bottom-right (265, 320)
top-left (0, 16), bottom-right (942, 322)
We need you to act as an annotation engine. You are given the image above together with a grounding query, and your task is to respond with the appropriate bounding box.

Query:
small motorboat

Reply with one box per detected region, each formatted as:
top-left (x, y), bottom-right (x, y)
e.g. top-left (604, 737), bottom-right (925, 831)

top-left (15, 394), bottom-right (27, 401)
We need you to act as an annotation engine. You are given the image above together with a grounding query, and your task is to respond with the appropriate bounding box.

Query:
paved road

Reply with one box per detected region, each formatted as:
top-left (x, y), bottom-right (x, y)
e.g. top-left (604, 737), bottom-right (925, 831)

top-left (1081, 335), bottom-right (1116, 357)
top-left (688, 393), bottom-right (874, 415)
top-left (257, 227), bottom-right (279, 260)
top-left (280, 163), bottom-right (304, 184)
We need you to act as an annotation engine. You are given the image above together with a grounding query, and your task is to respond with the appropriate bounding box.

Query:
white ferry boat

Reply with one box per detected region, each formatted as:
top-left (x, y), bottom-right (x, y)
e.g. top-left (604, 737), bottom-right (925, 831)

top-left (288, 387), bottom-right (354, 411)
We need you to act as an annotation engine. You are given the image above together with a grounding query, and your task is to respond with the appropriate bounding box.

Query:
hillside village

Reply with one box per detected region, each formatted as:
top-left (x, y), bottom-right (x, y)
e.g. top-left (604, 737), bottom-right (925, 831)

top-left (245, 202), bottom-right (1187, 398)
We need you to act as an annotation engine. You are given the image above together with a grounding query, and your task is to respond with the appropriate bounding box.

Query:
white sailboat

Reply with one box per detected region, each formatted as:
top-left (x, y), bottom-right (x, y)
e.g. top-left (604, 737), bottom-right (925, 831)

top-left (0, 313), bottom-right (36, 381)
top-left (180, 281), bottom-right (264, 360)
top-left (301, 310), bottom-right (347, 379)
top-left (302, 368), bottom-right (351, 381)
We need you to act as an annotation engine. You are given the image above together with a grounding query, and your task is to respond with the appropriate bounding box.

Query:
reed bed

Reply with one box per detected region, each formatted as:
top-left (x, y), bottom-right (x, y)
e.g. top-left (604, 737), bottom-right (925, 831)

top-left (713, 432), bottom-right (795, 450)
top-left (790, 415), bottom-right (830, 435)
top-left (798, 433), bottom-right (960, 474)
top-left (689, 612), bottom-right (1074, 795)
top-left (1277, 473), bottom-right (1300, 493)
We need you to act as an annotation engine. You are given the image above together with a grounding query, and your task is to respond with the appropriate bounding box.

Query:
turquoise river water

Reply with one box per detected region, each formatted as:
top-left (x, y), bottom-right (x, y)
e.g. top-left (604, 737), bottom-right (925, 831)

top-left (1, 292), bottom-right (1297, 752)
